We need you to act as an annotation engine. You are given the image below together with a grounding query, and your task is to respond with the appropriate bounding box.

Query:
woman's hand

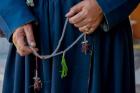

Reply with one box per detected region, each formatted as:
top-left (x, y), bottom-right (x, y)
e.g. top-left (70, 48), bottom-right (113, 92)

top-left (12, 24), bottom-right (38, 56)
top-left (66, 0), bottom-right (103, 34)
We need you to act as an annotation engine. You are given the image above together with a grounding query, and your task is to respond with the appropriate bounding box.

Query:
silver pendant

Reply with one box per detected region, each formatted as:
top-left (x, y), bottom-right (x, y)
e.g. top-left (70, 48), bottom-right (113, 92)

top-left (26, 0), bottom-right (35, 7)
top-left (81, 34), bottom-right (90, 55)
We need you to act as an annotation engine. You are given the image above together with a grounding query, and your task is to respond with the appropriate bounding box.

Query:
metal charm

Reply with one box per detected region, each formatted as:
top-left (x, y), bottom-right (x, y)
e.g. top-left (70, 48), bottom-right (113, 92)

top-left (81, 35), bottom-right (90, 55)
top-left (26, 0), bottom-right (35, 7)
top-left (33, 70), bottom-right (42, 92)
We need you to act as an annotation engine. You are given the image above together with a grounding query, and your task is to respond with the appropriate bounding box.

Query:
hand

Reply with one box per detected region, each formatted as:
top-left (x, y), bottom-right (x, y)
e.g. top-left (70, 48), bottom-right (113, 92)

top-left (66, 0), bottom-right (103, 34)
top-left (12, 23), bottom-right (38, 56)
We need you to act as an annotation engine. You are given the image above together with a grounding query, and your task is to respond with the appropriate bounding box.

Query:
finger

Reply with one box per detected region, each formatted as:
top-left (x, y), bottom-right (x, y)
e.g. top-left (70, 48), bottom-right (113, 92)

top-left (13, 28), bottom-right (25, 47)
top-left (85, 27), bottom-right (95, 35)
top-left (79, 25), bottom-right (91, 33)
top-left (86, 15), bottom-right (102, 34)
top-left (16, 35), bottom-right (32, 55)
top-left (69, 10), bottom-right (86, 24)
top-left (74, 18), bottom-right (91, 28)
top-left (16, 34), bottom-right (39, 56)
top-left (17, 47), bottom-right (38, 56)
top-left (65, 1), bottom-right (84, 17)
top-left (24, 24), bottom-right (36, 48)
top-left (16, 47), bottom-right (31, 56)
top-left (12, 27), bottom-right (24, 45)
top-left (85, 22), bottom-right (100, 35)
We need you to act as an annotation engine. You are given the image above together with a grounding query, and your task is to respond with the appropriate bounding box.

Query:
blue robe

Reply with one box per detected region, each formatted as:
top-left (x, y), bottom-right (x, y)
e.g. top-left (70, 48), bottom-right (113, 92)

top-left (0, 0), bottom-right (139, 93)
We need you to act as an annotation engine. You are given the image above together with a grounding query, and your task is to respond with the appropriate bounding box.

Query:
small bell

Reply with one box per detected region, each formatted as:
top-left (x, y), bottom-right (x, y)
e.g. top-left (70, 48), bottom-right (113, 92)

top-left (26, 0), bottom-right (35, 7)
top-left (81, 35), bottom-right (90, 55)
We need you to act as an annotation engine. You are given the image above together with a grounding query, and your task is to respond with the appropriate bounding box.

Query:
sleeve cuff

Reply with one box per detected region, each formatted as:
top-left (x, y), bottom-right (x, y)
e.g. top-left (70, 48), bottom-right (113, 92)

top-left (0, 6), bottom-right (36, 42)
top-left (97, 0), bottom-right (139, 32)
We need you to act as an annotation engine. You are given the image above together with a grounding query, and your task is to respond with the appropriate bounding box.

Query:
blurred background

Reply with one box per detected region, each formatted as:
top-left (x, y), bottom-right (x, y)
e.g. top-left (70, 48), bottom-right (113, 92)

top-left (130, 3), bottom-right (140, 93)
top-left (0, 4), bottom-right (140, 93)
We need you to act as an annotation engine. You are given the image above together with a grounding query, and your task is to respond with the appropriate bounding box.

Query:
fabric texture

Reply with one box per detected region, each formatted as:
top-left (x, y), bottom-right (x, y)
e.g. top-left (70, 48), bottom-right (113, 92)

top-left (0, 0), bottom-right (139, 93)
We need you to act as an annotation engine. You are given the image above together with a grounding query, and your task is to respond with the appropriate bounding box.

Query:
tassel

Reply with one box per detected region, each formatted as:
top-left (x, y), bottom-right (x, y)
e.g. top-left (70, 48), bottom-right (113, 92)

top-left (60, 53), bottom-right (68, 78)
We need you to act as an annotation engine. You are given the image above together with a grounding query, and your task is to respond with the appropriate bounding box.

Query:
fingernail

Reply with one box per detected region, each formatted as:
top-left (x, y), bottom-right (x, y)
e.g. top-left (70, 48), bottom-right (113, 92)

top-left (65, 12), bottom-right (71, 17)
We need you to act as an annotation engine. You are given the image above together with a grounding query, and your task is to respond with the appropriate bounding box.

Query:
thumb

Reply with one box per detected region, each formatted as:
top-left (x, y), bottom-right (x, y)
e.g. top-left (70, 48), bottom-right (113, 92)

top-left (66, 1), bottom-right (84, 17)
top-left (24, 24), bottom-right (36, 48)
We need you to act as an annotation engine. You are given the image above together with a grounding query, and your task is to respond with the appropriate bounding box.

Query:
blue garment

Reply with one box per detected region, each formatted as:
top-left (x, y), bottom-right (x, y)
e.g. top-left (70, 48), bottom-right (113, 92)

top-left (0, 0), bottom-right (139, 93)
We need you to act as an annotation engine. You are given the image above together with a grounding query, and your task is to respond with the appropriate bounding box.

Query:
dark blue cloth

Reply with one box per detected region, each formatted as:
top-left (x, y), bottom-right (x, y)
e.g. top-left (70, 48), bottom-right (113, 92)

top-left (0, 0), bottom-right (139, 93)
